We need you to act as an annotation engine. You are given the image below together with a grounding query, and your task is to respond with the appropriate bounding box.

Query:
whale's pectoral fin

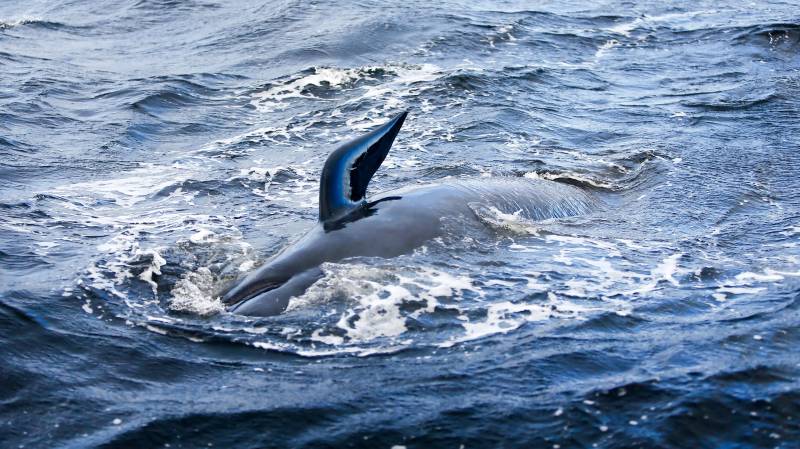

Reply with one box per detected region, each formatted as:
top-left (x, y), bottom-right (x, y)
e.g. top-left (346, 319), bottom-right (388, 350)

top-left (318, 111), bottom-right (408, 222)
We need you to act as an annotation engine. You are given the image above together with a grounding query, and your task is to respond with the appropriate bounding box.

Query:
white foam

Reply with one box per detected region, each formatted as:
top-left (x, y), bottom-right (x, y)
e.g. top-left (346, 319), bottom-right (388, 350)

top-left (310, 329), bottom-right (344, 346)
top-left (484, 279), bottom-right (516, 287)
top-left (508, 235), bottom-right (691, 305)
top-left (295, 253), bottom-right (639, 351)
top-left (54, 164), bottom-right (179, 208)
top-left (523, 171), bottom-right (615, 190)
top-left (595, 39), bottom-right (620, 60)
top-left (735, 271), bottom-right (784, 283)
top-left (144, 324), bottom-right (168, 335)
top-left (251, 64), bottom-right (441, 113)
top-left (442, 290), bottom-right (632, 347)
top-left (337, 284), bottom-right (409, 341)
top-left (607, 11), bottom-right (714, 37)
top-left (617, 253), bottom-right (682, 296)
top-left (138, 248), bottom-right (166, 295)
top-left (652, 253), bottom-right (681, 286)
top-left (716, 286), bottom-right (766, 295)
top-left (0, 16), bottom-right (42, 29)
top-left (50, 155), bottom-right (249, 315)
top-left (710, 267), bottom-right (796, 300)
top-left (169, 267), bottom-right (225, 316)
top-left (448, 300), bottom-right (552, 346)
top-left (358, 63), bottom-right (441, 101)
top-left (472, 205), bottom-right (539, 235)
top-left (189, 228), bottom-right (216, 244)
top-left (782, 225), bottom-right (800, 236)
top-left (302, 264), bottom-right (480, 347)
top-left (251, 67), bottom-right (364, 111)
top-left (244, 165), bottom-right (317, 208)
top-left (608, 17), bottom-right (645, 37)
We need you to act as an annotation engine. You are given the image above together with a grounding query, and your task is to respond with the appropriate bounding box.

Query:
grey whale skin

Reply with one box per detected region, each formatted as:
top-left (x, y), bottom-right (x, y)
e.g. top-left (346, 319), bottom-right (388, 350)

top-left (222, 112), bottom-right (598, 316)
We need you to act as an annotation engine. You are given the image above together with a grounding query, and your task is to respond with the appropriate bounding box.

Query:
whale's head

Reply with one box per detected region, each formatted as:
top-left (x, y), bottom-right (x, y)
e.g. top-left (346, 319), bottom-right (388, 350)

top-left (221, 262), bottom-right (323, 316)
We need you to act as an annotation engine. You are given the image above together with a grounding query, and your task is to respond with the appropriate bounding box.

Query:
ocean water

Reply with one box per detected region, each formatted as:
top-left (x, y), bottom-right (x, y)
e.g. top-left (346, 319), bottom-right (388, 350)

top-left (2, 0), bottom-right (799, 447)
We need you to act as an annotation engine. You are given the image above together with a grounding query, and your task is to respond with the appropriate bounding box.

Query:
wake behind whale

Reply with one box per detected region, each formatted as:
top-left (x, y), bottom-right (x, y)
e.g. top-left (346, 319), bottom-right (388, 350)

top-left (222, 112), bottom-right (599, 316)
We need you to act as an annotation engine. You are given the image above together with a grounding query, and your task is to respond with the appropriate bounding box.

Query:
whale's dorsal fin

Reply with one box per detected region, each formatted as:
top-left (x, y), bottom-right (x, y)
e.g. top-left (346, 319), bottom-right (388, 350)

top-left (318, 111), bottom-right (407, 222)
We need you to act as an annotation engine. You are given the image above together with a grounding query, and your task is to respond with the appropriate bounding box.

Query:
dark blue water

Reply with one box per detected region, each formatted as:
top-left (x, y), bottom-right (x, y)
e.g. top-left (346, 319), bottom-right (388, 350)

top-left (2, 1), bottom-right (800, 447)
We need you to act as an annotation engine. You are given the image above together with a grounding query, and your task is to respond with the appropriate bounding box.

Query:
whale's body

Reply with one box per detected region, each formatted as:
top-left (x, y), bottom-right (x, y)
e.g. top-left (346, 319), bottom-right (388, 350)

top-left (222, 112), bottom-right (598, 316)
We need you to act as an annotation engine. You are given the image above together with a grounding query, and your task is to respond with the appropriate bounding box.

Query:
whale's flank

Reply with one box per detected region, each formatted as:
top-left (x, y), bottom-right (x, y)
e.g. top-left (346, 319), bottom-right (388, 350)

top-left (221, 112), bottom-right (598, 317)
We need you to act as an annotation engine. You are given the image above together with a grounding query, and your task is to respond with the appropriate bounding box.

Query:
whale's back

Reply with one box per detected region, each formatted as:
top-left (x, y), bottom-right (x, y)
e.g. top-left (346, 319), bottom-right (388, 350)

top-left (451, 177), bottom-right (599, 221)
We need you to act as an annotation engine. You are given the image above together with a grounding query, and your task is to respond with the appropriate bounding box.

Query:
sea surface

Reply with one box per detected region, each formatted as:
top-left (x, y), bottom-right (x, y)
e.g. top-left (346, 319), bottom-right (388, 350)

top-left (2, 1), bottom-right (800, 447)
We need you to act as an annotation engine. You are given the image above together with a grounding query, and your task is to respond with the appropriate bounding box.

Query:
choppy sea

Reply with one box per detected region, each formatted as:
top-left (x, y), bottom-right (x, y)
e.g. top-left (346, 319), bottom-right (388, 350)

top-left (2, 1), bottom-right (800, 447)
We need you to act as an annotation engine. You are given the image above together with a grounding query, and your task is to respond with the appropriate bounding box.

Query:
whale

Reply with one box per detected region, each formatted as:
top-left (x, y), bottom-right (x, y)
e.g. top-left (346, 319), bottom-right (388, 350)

top-left (221, 111), bottom-right (599, 316)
